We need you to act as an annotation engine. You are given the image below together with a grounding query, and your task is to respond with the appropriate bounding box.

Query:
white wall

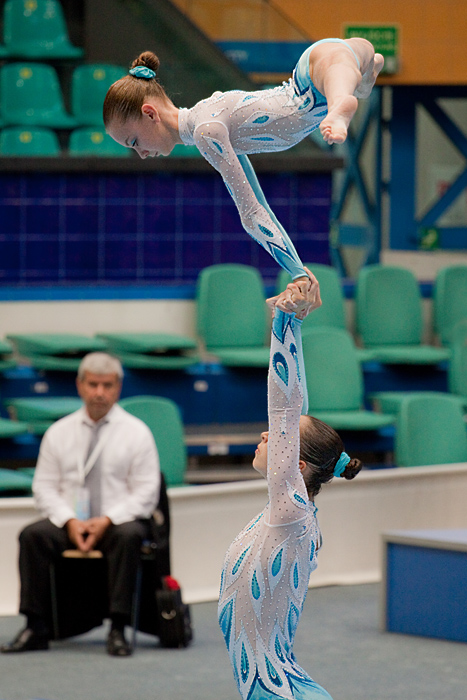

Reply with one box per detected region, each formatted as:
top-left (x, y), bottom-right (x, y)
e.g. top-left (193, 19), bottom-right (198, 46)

top-left (0, 299), bottom-right (196, 338)
top-left (2, 463), bottom-right (467, 615)
top-left (0, 499), bottom-right (38, 616)
top-left (381, 250), bottom-right (467, 280)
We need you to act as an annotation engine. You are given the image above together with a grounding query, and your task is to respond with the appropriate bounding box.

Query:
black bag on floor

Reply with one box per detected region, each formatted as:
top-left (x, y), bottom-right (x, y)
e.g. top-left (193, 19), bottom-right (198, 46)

top-left (156, 577), bottom-right (193, 648)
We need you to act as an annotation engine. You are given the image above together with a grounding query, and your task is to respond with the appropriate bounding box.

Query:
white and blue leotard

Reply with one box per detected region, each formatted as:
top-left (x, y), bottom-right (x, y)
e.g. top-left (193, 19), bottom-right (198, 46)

top-left (178, 40), bottom-right (358, 281)
top-left (218, 309), bottom-right (332, 700)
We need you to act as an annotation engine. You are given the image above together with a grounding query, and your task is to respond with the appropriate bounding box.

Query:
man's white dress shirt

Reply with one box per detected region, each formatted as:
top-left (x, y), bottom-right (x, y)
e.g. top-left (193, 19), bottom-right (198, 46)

top-left (32, 404), bottom-right (160, 528)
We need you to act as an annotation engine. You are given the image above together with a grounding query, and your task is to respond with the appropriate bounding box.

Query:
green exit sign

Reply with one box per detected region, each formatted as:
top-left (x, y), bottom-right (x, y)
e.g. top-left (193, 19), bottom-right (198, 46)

top-left (343, 24), bottom-right (399, 74)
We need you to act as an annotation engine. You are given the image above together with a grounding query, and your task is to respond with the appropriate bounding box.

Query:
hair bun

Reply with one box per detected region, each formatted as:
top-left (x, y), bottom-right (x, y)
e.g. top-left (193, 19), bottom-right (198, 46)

top-left (343, 458), bottom-right (362, 481)
top-left (131, 51), bottom-right (160, 74)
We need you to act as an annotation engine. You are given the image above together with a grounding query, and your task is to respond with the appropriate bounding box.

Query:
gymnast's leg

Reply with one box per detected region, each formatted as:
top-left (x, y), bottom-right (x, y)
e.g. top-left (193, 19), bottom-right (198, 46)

top-left (308, 38), bottom-right (384, 145)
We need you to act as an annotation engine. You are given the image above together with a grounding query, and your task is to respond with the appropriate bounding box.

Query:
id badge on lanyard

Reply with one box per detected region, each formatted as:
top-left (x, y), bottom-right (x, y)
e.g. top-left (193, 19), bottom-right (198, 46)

top-left (75, 486), bottom-right (90, 520)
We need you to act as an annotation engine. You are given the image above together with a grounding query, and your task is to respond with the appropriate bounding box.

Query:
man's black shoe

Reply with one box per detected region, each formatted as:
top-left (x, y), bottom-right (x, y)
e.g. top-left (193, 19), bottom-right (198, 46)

top-left (106, 628), bottom-right (132, 657)
top-left (1, 627), bottom-right (49, 653)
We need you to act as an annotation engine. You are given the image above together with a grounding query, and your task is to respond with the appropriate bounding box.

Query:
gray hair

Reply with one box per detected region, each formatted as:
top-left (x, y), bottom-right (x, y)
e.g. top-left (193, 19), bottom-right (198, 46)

top-left (77, 352), bottom-right (123, 381)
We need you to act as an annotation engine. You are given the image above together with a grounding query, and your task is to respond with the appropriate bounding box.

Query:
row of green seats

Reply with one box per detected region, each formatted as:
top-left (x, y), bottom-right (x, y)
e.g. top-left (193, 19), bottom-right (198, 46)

top-left (0, 127), bottom-right (204, 157)
top-left (0, 62), bottom-right (126, 128)
top-left (0, 126), bottom-right (130, 156)
top-left (5, 324), bottom-right (467, 475)
top-left (196, 264), bottom-right (467, 441)
top-left (198, 262), bottom-right (467, 369)
top-left (0, 332), bottom-right (201, 448)
top-left (0, 0), bottom-right (82, 60)
top-left (6, 332), bottom-right (200, 372)
top-left (0, 128), bottom-right (205, 157)
top-left (196, 263), bottom-right (467, 457)
top-left (2, 260), bottom-right (467, 480)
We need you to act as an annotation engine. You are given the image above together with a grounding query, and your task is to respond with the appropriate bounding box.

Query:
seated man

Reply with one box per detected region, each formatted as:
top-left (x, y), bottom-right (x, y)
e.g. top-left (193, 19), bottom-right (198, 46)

top-left (1, 352), bottom-right (160, 657)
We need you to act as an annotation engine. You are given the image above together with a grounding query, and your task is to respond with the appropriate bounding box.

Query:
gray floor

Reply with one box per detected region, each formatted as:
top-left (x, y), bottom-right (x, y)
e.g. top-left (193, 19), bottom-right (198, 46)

top-left (1, 583), bottom-right (466, 700)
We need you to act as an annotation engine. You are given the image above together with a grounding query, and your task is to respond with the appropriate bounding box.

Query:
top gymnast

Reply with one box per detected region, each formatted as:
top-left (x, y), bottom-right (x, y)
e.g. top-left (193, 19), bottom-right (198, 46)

top-left (104, 38), bottom-right (384, 285)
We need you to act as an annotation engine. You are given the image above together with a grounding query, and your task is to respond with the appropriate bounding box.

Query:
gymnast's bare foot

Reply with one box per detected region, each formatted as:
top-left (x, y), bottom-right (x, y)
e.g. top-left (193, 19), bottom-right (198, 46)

top-left (319, 95), bottom-right (358, 145)
top-left (354, 53), bottom-right (384, 99)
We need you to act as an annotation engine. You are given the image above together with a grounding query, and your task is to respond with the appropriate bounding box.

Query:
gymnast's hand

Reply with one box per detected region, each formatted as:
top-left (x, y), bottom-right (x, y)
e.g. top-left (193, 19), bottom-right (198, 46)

top-left (266, 267), bottom-right (322, 319)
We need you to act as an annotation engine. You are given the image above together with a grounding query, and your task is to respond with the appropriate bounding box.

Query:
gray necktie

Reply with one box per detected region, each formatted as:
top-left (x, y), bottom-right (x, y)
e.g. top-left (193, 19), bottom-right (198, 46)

top-left (84, 422), bottom-right (105, 518)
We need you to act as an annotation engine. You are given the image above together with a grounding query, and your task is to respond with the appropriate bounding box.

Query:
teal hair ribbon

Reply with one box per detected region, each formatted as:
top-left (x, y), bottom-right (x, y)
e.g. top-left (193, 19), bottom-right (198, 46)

top-left (333, 451), bottom-right (350, 477)
top-left (129, 66), bottom-right (156, 79)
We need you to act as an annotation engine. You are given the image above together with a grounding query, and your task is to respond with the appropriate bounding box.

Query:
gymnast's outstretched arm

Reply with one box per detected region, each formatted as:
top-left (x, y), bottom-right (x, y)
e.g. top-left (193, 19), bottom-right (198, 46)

top-left (266, 308), bottom-right (308, 524)
top-left (192, 121), bottom-right (307, 281)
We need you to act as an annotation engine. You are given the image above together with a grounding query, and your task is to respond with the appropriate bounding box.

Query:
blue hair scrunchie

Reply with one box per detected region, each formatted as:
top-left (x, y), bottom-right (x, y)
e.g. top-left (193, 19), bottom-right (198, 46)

top-left (129, 66), bottom-right (156, 79)
top-left (333, 451), bottom-right (350, 477)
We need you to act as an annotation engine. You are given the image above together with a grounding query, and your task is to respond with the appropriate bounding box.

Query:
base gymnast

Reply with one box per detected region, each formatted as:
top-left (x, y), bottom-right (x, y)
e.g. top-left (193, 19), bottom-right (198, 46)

top-left (104, 38), bottom-right (384, 286)
top-left (218, 273), bottom-right (363, 700)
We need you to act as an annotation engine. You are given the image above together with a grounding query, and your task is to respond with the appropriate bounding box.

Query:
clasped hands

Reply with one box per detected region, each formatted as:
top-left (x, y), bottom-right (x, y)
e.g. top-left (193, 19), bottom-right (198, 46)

top-left (266, 266), bottom-right (322, 320)
top-left (66, 515), bottom-right (111, 553)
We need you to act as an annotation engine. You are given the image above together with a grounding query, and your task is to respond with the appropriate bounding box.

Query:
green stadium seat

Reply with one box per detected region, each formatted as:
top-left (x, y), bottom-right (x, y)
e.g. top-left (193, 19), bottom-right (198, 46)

top-left (5, 396), bottom-right (83, 422)
top-left (69, 127), bottom-right (131, 157)
top-left (0, 63), bottom-right (77, 128)
top-left (120, 396), bottom-right (187, 487)
top-left (447, 319), bottom-right (467, 401)
top-left (23, 356), bottom-right (84, 371)
top-left (96, 333), bottom-right (200, 370)
top-left (169, 143), bottom-right (202, 157)
top-left (0, 338), bottom-right (17, 371)
top-left (0, 417), bottom-right (30, 439)
top-left (369, 318), bottom-right (467, 415)
top-left (196, 264), bottom-right (270, 367)
top-left (369, 390), bottom-right (465, 416)
top-left (0, 126), bottom-right (61, 155)
top-left (7, 333), bottom-right (108, 356)
top-left (395, 393), bottom-right (467, 467)
top-left (355, 265), bottom-right (450, 365)
top-left (0, 390), bottom-right (31, 455)
top-left (369, 308), bottom-right (467, 417)
top-left (5, 397), bottom-right (83, 435)
top-left (301, 326), bottom-right (396, 431)
top-left (0, 467), bottom-right (33, 495)
top-left (17, 466), bottom-right (36, 477)
top-left (3, 0), bottom-right (83, 59)
top-left (433, 265), bottom-right (467, 346)
top-left (22, 420), bottom-right (54, 436)
top-left (71, 64), bottom-right (126, 126)
top-left (6, 333), bottom-right (108, 371)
